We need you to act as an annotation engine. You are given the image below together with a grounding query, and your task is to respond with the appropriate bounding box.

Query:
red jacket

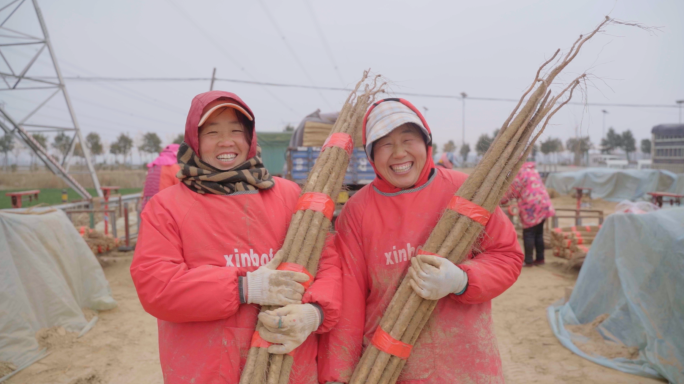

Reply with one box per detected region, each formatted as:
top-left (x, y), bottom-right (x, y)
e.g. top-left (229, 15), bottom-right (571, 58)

top-left (131, 91), bottom-right (341, 384)
top-left (318, 99), bottom-right (523, 383)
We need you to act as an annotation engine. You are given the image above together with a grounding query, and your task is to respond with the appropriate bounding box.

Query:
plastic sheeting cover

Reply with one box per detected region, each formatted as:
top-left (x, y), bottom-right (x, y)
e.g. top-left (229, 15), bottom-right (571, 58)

top-left (545, 168), bottom-right (679, 201)
top-left (548, 208), bottom-right (684, 383)
top-left (0, 210), bottom-right (117, 368)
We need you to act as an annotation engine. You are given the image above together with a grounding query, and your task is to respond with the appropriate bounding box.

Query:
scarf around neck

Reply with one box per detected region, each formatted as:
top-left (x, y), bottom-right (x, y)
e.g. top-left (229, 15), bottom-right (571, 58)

top-left (176, 142), bottom-right (274, 195)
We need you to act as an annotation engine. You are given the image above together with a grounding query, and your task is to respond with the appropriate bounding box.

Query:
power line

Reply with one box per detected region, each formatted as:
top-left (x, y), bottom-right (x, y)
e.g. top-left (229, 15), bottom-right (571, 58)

top-left (302, 0), bottom-right (345, 86)
top-left (48, 76), bottom-right (681, 109)
top-left (257, 0), bottom-right (334, 110)
top-left (2, 93), bottom-right (174, 134)
top-left (164, 0), bottom-right (299, 116)
top-left (2, 45), bottom-right (184, 115)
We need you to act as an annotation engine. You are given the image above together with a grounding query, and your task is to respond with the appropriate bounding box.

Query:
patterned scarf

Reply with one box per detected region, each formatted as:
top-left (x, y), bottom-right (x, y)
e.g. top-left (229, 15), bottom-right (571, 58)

top-left (176, 142), bottom-right (274, 195)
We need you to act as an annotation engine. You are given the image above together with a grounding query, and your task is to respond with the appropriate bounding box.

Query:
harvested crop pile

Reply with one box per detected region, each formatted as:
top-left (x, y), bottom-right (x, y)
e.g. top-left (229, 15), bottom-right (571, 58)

top-left (240, 71), bottom-right (385, 384)
top-left (547, 187), bottom-right (560, 199)
top-left (36, 326), bottom-right (76, 350)
top-left (71, 212), bottom-right (104, 228)
top-left (550, 225), bottom-right (600, 267)
top-left (81, 228), bottom-right (118, 254)
top-left (566, 314), bottom-right (639, 360)
top-left (349, 17), bottom-right (644, 384)
top-left (0, 361), bottom-right (17, 377)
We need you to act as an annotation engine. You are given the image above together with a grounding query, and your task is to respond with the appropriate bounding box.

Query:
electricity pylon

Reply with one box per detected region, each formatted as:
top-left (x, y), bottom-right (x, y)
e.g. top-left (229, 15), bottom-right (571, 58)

top-left (0, 0), bottom-right (101, 198)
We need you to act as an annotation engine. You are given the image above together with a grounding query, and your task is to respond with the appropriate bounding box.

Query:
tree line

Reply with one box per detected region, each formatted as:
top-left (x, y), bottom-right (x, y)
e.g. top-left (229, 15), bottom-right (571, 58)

top-left (431, 126), bottom-right (653, 168)
top-left (0, 131), bottom-right (185, 170)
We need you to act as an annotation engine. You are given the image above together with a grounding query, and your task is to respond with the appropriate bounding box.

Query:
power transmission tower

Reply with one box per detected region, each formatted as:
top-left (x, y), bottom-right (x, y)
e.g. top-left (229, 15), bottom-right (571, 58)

top-left (0, 0), bottom-right (101, 198)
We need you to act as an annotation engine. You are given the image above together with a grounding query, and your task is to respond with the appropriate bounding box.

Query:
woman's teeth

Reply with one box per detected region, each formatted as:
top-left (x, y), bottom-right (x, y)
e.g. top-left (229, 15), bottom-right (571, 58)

top-left (390, 162), bottom-right (413, 174)
top-left (217, 154), bottom-right (237, 161)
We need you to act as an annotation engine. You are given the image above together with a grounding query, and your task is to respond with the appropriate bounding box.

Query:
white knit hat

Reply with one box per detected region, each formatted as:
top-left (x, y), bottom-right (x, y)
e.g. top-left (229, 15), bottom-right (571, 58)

top-left (365, 101), bottom-right (430, 158)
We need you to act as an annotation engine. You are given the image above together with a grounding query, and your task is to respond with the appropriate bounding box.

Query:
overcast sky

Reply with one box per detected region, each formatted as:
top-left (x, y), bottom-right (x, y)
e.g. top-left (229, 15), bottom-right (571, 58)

top-left (2, 0), bottom-right (683, 154)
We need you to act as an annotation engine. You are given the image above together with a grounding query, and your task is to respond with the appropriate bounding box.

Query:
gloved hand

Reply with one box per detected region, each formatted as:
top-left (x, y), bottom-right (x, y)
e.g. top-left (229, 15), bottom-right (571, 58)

top-left (407, 253), bottom-right (468, 300)
top-left (246, 251), bottom-right (309, 306)
top-left (258, 303), bottom-right (321, 354)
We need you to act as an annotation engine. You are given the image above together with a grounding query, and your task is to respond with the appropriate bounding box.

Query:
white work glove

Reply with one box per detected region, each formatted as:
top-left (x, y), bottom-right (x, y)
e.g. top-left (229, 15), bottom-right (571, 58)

top-left (258, 303), bottom-right (321, 354)
top-left (246, 251), bottom-right (309, 306)
top-left (408, 253), bottom-right (468, 300)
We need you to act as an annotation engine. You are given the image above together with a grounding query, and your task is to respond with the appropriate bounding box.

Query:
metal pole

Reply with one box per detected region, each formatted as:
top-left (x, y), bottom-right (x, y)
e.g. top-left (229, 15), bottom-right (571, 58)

top-left (460, 92), bottom-right (467, 146)
top-left (124, 202), bottom-right (130, 247)
top-left (111, 210), bottom-right (117, 239)
top-left (103, 190), bottom-right (110, 235)
top-left (210, 68), bottom-right (216, 91)
top-left (32, 0), bottom-right (102, 197)
top-left (677, 100), bottom-right (684, 124)
top-left (601, 109), bottom-right (608, 139)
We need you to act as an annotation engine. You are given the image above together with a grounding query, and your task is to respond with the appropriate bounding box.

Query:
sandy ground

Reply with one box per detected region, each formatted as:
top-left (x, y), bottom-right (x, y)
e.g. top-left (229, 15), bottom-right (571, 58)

top-left (6, 252), bottom-right (163, 384)
top-left (494, 254), bottom-right (664, 384)
top-left (6, 248), bottom-right (666, 384)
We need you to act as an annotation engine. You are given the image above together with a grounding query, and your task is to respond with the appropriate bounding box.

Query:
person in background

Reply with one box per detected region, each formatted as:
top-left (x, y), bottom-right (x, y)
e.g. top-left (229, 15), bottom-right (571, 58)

top-left (501, 161), bottom-right (555, 266)
top-left (436, 151), bottom-right (454, 169)
top-left (140, 143), bottom-right (180, 212)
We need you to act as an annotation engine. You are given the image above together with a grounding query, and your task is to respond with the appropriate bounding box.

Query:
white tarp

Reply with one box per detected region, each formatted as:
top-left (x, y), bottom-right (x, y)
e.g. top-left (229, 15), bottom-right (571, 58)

top-left (545, 168), bottom-right (679, 201)
top-left (0, 210), bottom-right (117, 369)
top-left (548, 208), bottom-right (684, 383)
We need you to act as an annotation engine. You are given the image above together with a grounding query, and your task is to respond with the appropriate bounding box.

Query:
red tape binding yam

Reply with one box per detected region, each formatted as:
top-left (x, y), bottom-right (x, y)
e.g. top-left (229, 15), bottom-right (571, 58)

top-left (417, 249), bottom-right (443, 258)
top-left (277, 262), bottom-right (314, 289)
top-left (321, 132), bottom-right (353, 157)
top-left (251, 331), bottom-right (295, 356)
top-left (447, 196), bottom-right (491, 226)
top-left (295, 192), bottom-right (335, 221)
top-left (251, 330), bottom-right (271, 349)
top-left (371, 327), bottom-right (413, 360)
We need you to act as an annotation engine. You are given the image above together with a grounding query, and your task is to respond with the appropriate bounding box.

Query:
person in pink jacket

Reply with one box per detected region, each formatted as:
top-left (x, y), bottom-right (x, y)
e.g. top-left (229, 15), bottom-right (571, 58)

top-left (318, 98), bottom-right (523, 383)
top-left (130, 91), bottom-right (341, 384)
top-left (140, 143), bottom-right (181, 213)
top-left (501, 161), bottom-right (555, 266)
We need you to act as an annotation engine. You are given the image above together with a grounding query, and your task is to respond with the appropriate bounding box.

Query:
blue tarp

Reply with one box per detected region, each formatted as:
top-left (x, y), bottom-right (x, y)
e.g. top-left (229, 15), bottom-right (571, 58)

top-left (545, 169), bottom-right (680, 201)
top-left (548, 208), bottom-right (684, 383)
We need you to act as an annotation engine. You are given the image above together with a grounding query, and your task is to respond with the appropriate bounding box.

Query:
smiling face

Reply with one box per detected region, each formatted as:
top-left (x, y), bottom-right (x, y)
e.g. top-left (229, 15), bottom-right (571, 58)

top-left (372, 123), bottom-right (427, 189)
top-left (198, 107), bottom-right (250, 170)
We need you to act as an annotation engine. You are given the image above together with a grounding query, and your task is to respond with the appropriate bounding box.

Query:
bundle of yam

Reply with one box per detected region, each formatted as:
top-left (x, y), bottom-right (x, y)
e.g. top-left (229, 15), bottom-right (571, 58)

top-left (302, 119), bottom-right (364, 148)
top-left (551, 225), bottom-right (601, 266)
top-left (349, 17), bottom-right (640, 384)
top-left (240, 71), bottom-right (385, 384)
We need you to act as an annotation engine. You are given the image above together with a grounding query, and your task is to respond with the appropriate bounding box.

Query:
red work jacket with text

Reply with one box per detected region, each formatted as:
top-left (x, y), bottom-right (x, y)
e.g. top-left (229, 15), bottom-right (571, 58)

top-left (131, 179), bottom-right (341, 384)
top-left (318, 168), bottom-right (523, 383)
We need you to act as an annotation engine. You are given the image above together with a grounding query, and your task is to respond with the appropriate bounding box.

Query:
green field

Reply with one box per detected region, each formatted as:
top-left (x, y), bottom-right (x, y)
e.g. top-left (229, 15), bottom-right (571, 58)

top-left (0, 188), bottom-right (142, 209)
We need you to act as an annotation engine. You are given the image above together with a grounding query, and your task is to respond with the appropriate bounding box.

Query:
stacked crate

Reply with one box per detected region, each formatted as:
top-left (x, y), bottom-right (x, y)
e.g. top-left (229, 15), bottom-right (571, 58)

top-left (551, 225), bottom-right (601, 267)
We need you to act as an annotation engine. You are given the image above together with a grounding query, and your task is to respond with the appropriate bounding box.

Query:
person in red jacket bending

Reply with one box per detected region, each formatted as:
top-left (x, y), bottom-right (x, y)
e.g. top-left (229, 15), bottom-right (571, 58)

top-left (318, 98), bottom-right (523, 384)
top-left (130, 91), bottom-right (341, 384)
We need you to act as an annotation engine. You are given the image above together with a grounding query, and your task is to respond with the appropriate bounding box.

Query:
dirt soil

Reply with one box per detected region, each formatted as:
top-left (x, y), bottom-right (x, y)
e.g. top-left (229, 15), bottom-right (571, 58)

top-left (566, 314), bottom-right (639, 360)
top-left (494, 253), bottom-right (665, 384)
top-left (6, 250), bottom-right (666, 384)
top-left (6, 251), bottom-right (162, 384)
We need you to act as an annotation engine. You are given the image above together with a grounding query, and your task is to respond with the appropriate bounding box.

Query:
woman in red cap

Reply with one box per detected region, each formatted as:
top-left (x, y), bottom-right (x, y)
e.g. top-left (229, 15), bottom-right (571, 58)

top-left (318, 98), bottom-right (523, 383)
top-left (131, 91), bottom-right (341, 384)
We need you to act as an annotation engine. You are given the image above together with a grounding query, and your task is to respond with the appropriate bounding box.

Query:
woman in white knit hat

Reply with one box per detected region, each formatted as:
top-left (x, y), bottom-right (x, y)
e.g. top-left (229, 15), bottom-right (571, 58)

top-left (319, 98), bottom-right (523, 383)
